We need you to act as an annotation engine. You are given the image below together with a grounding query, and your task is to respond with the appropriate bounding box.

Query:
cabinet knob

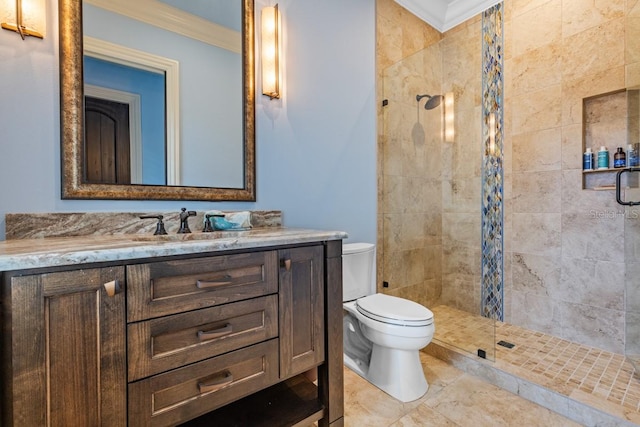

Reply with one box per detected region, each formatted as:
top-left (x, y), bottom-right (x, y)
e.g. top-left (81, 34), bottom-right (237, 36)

top-left (281, 259), bottom-right (291, 271)
top-left (103, 280), bottom-right (121, 297)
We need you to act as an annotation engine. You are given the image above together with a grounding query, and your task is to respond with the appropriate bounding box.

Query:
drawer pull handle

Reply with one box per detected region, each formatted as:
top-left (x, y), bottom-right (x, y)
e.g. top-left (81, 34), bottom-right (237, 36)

top-left (103, 280), bottom-right (121, 297)
top-left (196, 279), bottom-right (233, 289)
top-left (282, 259), bottom-right (291, 271)
top-left (197, 323), bottom-right (233, 341)
top-left (198, 371), bottom-right (233, 394)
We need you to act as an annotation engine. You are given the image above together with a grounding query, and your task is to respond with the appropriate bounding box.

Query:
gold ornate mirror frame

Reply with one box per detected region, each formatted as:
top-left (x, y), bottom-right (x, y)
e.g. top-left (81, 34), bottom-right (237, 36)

top-left (59, 0), bottom-right (256, 201)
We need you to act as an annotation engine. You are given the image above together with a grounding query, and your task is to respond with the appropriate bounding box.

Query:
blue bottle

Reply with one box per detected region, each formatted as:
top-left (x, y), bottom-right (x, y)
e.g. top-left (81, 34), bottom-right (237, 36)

top-left (597, 146), bottom-right (609, 169)
top-left (583, 148), bottom-right (594, 170)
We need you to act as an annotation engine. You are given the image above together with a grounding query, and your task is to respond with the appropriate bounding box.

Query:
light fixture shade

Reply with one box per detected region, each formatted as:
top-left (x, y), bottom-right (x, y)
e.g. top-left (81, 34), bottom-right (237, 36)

top-left (261, 5), bottom-right (280, 99)
top-left (444, 92), bottom-right (454, 142)
top-left (1, 0), bottom-right (46, 39)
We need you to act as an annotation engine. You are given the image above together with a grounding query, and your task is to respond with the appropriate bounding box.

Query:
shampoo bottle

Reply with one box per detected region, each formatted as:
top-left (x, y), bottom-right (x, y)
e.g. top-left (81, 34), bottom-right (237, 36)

top-left (583, 148), bottom-right (594, 170)
top-left (614, 147), bottom-right (626, 168)
top-left (597, 146), bottom-right (610, 169)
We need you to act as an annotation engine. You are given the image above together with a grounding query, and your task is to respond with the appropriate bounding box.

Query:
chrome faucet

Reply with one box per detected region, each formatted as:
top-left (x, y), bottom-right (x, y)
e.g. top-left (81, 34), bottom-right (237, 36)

top-left (178, 208), bottom-right (197, 234)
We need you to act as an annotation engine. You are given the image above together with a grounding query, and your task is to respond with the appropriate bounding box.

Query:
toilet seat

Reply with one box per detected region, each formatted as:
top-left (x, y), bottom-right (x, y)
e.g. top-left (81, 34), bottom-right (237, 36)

top-left (356, 294), bottom-right (433, 327)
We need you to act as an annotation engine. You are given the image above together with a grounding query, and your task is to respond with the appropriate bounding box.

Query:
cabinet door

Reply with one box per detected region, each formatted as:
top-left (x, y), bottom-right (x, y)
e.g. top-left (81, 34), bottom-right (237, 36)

top-left (1, 267), bottom-right (126, 427)
top-left (278, 246), bottom-right (325, 378)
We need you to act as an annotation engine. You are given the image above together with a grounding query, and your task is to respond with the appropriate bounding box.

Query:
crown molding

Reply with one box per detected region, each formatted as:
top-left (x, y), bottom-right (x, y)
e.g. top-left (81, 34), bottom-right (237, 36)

top-left (394, 0), bottom-right (502, 32)
top-left (85, 0), bottom-right (241, 53)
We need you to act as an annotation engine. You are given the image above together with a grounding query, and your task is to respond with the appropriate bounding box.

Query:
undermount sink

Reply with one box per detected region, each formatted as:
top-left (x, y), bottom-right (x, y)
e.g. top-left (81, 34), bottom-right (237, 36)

top-left (129, 227), bottom-right (285, 243)
top-left (131, 232), bottom-right (233, 242)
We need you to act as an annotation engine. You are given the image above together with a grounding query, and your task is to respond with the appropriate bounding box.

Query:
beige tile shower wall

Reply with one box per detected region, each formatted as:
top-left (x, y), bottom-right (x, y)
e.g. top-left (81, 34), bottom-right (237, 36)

top-left (377, 0), bottom-right (639, 354)
top-left (376, 0), bottom-right (444, 307)
top-left (504, 0), bottom-right (638, 354)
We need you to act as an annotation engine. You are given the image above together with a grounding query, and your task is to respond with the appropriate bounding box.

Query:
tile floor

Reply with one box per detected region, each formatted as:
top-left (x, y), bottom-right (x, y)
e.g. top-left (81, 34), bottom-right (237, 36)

top-left (431, 305), bottom-right (640, 424)
top-left (344, 352), bottom-right (581, 426)
top-left (343, 305), bottom-right (640, 426)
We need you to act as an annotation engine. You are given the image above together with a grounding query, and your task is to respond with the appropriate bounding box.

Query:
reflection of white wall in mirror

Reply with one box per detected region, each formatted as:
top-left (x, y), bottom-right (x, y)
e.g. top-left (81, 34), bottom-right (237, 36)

top-left (85, 84), bottom-right (144, 184)
top-left (84, 36), bottom-right (180, 185)
top-left (83, 1), bottom-right (245, 189)
top-left (1, 0), bottom-right (46, 38)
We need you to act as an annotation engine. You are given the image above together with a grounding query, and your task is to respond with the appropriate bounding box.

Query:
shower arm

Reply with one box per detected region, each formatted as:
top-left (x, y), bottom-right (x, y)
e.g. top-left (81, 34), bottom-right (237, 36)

top-left (416, 93), bottom-right (443, 110)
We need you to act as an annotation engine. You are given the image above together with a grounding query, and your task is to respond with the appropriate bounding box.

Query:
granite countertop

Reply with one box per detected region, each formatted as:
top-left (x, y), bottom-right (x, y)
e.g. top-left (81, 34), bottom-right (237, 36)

top-left (0, 228), bottom-right (348, 271)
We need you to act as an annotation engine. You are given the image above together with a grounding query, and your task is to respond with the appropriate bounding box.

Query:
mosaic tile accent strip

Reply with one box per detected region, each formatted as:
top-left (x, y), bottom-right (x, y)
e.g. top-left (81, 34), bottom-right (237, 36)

top-left (481, 3), bottom-right (504, 321)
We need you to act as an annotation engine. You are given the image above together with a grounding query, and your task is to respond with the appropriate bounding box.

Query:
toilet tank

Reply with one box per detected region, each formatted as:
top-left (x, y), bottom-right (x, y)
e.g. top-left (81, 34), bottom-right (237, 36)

top-left (342, 243), bottom-right (376, 302)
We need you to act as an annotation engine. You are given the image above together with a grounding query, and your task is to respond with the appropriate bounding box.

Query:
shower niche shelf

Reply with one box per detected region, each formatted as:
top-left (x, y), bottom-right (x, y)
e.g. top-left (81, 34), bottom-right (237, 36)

top-left (581, 88), bottom-right (640, 190)
top-left (583, 168), bottom-right (637, 191)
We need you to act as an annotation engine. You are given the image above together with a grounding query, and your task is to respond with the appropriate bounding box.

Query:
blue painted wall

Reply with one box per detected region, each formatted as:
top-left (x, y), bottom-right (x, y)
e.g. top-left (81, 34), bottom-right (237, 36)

top-left (0, 0), bottom-right (376, 245)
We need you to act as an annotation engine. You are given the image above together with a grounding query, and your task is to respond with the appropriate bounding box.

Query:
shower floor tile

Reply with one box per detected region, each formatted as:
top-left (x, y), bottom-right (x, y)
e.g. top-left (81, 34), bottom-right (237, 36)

top-left (430, 305), bottom-right (640, 425)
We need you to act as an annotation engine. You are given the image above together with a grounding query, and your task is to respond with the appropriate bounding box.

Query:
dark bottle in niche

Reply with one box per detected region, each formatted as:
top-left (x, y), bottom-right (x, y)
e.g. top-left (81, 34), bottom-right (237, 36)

top-left (614, 147), bottom-right (626, 168)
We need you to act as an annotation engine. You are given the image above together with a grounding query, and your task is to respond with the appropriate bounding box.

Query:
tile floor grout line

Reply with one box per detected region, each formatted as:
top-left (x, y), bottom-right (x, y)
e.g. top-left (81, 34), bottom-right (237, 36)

top-left (430, 304), bottom-right (640, 420)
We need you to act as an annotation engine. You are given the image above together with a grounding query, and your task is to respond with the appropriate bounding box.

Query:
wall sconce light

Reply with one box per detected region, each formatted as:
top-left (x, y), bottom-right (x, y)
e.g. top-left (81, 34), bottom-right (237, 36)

top-left (1, 0), bottom-right (45, 40)
top-left (261, 4), bottom-right (280, 99)
top-left (444, 92), bottom-right (455, 142)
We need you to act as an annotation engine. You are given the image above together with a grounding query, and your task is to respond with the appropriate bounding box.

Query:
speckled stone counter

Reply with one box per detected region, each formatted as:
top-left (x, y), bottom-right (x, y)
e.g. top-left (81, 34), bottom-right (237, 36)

top-left (0, 227), bottom-right (348, 271)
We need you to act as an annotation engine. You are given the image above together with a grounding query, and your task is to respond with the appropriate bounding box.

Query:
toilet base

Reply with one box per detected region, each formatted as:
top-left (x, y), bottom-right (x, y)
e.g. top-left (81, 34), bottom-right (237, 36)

top-left (344, 353), bottom-right (367, 378)
top-left (366, 345), bottom-right (428, 402)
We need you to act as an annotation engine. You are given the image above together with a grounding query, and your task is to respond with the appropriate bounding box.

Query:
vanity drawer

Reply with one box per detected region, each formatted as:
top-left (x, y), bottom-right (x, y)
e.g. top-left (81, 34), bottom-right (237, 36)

top-left (127, 250), bottom-right (279, 321)
top-left (128, 339), bottom-right (279, 427)
top-left (128, 295), bottom-right (278, 381)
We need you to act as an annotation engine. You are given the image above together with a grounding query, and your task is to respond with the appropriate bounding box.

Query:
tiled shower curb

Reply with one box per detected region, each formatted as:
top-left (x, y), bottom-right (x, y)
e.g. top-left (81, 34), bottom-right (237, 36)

top-left (425, 341), bottom-right (638, 427)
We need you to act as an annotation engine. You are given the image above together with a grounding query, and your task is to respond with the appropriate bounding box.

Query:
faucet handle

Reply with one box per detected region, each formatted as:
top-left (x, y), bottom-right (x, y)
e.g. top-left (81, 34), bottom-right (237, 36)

top-left (203, 214), bottom-right (215, 232)
top-left (139, 215), bottom-right (168, 235)
top-left (203, 213), bottom-right (225, 232)
top-left (178, 208), bottom-right (197, 234)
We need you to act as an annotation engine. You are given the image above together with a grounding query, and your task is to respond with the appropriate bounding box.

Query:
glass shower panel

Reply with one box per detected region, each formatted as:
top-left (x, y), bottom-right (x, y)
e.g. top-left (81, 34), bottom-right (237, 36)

top-left (380, 28), bottom-right (496, 360)
top-left (625, 87), bottom-right (640, 370)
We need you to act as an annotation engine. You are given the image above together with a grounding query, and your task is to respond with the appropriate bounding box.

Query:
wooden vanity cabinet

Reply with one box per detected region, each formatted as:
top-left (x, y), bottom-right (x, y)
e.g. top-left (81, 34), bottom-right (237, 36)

top-left (278, 245), bottom-right (325, 379)
top-left (0, 240), bottom-right (344, 427)
top-left (0, 266), bottom-right (127, 427)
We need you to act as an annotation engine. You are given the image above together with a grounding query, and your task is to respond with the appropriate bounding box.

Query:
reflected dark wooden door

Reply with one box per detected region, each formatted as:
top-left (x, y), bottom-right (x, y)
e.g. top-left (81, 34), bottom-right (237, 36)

top-left (84, 96), bottom-right (131, 184)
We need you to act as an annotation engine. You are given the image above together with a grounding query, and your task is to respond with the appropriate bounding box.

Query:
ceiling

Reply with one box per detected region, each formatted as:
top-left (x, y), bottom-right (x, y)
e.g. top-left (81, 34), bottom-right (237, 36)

top-left (394, 0), bottom-right (502, 32)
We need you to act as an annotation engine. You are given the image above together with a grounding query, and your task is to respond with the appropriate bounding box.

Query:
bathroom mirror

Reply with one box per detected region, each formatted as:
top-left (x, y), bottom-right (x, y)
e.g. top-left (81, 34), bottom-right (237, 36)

top-left (59, 0), bottom-right (256, 201)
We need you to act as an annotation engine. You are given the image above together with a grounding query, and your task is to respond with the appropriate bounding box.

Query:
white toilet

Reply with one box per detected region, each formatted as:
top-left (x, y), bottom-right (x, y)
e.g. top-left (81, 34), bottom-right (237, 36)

top-left (342, 243), bottom-right (435, 402)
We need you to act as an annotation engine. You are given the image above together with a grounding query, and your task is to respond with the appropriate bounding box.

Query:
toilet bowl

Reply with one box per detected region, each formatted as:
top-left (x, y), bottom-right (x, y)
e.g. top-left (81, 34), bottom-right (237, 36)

top-left (342, 243), bottom-right (435, 402)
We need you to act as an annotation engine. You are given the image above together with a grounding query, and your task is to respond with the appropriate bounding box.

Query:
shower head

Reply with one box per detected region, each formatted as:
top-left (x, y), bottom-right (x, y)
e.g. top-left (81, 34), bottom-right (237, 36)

top-left (416, 94), bottom-right (443, 110)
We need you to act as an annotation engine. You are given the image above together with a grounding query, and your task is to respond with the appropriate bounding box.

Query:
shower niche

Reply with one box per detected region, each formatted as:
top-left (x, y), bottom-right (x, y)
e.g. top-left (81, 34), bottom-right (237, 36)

top-left (582, 88), bottom-right (640, 191)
